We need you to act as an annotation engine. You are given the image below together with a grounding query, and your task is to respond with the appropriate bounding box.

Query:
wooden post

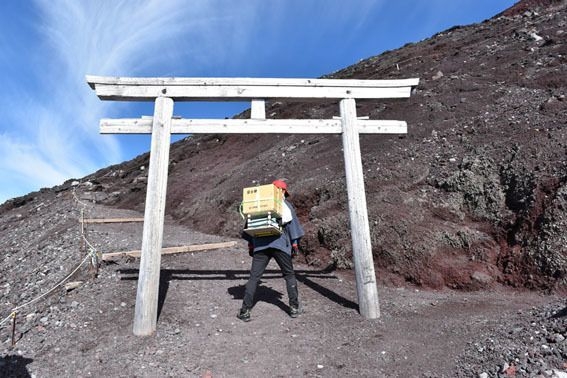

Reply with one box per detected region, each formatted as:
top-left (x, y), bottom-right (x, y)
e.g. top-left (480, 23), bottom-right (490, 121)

top-left (133, 96), bottom-right (173, 336)
top-left (340, 98), bottom-right (380, 319)
top-left (250, 99), bottom-right (266, 119)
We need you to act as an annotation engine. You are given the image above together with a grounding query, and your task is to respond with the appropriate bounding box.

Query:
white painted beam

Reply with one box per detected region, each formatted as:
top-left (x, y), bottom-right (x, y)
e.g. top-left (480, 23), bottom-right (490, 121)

top-left (85, 75), bottom-right (419, 101)
top-left (99, 118), bottom-right (408, 134)
top-left (86, 75), bottom-right (420, 88)
top-left (91, 84), bottom-right (415, 101)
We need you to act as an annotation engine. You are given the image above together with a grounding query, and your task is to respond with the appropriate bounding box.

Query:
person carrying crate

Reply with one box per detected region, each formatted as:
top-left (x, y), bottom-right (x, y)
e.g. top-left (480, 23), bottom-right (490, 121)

top-left (237, 179), bottom-right (304, 322)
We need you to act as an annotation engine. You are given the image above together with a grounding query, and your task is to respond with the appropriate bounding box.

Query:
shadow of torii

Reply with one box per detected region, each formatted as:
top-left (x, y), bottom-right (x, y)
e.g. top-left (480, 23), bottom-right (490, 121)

top-left (0, 355), bottom-right (34, 378)
top-left (550, 306), bottom-right (567, 319)
top-left (118, 268), bottom-right (359, 319)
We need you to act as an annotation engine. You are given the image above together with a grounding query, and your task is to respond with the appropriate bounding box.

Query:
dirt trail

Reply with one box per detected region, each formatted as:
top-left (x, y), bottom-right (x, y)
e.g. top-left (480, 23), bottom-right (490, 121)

top-left (1, 203), bottom-right (560, 377)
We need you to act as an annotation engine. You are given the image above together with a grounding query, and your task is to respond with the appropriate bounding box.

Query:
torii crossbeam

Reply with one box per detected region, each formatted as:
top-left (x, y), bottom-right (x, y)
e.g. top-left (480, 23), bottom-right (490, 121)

top-left (87, 75), bottom-right (419, 336)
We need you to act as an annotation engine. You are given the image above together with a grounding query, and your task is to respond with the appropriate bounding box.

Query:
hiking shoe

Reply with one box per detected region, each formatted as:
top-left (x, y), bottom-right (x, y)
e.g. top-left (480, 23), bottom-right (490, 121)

top-left (289, 306), bottom-right (303, 318)
top-left (237, 308), bottom-right (251, 322)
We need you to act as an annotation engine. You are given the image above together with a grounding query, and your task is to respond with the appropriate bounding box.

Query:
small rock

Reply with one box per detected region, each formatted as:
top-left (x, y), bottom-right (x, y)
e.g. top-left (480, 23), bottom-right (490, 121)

top-left (432, 71), bottom-right (444, 80)
top-left (471, 271), bottom-right (493, 285)
top-left (504, 364), bottom-right (517, 376)
top-left (65, 281), bottom-right (83, 292)
top-left (530, 32), bottom-right (543, 41)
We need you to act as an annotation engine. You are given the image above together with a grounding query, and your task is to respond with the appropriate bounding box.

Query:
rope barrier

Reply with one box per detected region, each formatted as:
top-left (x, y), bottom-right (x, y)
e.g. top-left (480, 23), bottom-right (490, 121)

top-left (71, 185), bottom-right (93, 209)
top-left (0, 312), bottom-right (14, 327)
top-left (0, 184), bottom-right (100, 333)
top-left (10, 254), bottom-right (92, 314)
top-left (73, 185), bottom-right (100, 267)
top-left (0, 246), bottom-right (93, 331)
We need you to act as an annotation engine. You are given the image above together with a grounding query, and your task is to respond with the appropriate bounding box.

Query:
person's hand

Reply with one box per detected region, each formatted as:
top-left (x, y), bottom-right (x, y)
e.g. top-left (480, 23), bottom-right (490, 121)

top-left (291, 243), bottom-right (299, 258)
top-left (248, 243), bottom-right (254, 257)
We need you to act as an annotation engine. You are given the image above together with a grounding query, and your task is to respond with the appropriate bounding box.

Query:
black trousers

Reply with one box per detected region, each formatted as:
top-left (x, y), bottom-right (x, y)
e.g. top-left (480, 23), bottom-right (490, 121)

top-left (242, 248), bottom-right (299, 310)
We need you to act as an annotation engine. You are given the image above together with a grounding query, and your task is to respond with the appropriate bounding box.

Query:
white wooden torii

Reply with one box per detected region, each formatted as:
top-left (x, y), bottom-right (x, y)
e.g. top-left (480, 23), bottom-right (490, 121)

top-left (86, 75), bottom-right (419, 336)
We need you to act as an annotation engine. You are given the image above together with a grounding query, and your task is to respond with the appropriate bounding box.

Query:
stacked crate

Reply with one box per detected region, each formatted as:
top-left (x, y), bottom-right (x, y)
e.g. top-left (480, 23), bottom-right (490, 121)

top-left (241, 184), bottom-right (284, 237)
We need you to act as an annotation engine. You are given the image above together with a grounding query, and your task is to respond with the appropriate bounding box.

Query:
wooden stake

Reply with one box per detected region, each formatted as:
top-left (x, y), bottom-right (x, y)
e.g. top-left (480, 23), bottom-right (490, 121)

top-left (102, 241), bottom-right (238, 260)
top-left (340, 98), bottom-right (380, 319)
top-left (11, 312), bottom-right (17, 346)
top-left (133, 97), bottom-right (173, 336)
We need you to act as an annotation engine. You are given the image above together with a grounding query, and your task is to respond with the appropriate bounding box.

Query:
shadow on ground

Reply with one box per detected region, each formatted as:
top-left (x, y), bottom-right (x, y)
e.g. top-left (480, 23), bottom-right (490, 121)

top-left (550, 306), bottom-right (567, 319)
top-left (118, 268), bottom-right (359, 319)
top-left (0, 355), bottom-right (34, 378)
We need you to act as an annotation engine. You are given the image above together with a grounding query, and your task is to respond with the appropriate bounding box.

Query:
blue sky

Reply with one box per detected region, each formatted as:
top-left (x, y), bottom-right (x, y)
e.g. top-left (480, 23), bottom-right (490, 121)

top-left (0, 0), bottom-right (517, 204)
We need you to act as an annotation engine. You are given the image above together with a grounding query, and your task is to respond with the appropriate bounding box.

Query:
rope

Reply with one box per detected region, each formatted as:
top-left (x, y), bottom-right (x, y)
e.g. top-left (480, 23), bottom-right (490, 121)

top-left (0, 253), bottom-right (92, 330)
top-left (73, 185), bottom-right (100, 265)
top-left (0, 184), bottom-right (100, 330)
top-left (79, 207), bottom-right (101, 265)
top-left (10, 253), bottom-right (91, 314)
top-left (71, 185), bottom-right (93, 209)
top-left (0, 312), bottom-right (14, 327)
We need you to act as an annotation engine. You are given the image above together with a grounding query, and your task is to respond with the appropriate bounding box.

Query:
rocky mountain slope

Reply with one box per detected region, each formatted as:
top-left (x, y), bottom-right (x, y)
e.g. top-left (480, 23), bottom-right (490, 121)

top-left (2, 0), bottom-right (566, 293)
top-left (2, 1), bottom-right (567, 377)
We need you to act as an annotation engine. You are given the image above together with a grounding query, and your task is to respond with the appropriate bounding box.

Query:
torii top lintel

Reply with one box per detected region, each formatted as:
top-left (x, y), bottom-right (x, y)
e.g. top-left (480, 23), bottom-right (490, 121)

top-left (86, 75), bottom-right (419, 102)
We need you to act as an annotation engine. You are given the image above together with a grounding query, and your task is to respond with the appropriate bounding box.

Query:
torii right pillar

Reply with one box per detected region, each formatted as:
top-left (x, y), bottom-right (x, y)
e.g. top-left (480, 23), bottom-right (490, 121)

top-left (340, 98), bottom-right (380, 318)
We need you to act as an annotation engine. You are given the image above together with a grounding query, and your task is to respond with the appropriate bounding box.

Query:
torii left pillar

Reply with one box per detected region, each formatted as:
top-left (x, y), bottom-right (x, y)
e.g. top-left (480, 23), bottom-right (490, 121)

top-left (133, 97), bottom-right (173, 335)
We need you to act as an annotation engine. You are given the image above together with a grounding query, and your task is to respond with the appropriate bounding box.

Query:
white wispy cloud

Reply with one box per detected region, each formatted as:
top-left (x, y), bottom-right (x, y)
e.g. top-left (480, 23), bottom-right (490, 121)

top-left (0, 0), bottom-right (259, 203)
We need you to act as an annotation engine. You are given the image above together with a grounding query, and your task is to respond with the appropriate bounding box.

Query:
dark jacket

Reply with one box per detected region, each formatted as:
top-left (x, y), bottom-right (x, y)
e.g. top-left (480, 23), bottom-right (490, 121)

top-left (243, 199), bottom-right (304, 256)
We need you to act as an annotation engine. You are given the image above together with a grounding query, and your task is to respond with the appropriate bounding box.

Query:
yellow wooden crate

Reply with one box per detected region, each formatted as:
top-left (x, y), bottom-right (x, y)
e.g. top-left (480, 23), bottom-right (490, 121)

top-left (241, 184), bottom-right (283, 217)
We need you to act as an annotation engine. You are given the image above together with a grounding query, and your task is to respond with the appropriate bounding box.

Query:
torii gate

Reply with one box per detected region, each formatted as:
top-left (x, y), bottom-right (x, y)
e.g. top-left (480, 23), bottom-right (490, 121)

top-left (86, 75), bottom-right (419, 336)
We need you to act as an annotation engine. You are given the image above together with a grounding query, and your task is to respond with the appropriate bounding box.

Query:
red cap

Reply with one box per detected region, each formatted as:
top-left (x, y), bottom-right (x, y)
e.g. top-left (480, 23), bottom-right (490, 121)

top-left (272, 179), bottom-right (289, 196)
